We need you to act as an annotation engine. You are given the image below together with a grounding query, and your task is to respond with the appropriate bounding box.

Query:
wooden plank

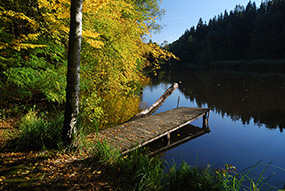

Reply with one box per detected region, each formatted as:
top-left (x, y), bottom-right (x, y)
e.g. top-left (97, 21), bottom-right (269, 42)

top-left (121, 108), bottom-right (210, 154)
top-left (99, 125), bottom-right (158, 152)
top-left (104, 124), bottom-right (156, 142)
top-left (89, 133), bottom-right (130, 151)
top-left (90, 107), bottom-right (210, 154)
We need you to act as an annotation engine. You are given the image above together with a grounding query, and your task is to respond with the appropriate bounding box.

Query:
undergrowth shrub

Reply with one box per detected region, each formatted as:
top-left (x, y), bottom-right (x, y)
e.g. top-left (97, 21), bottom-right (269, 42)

top-left (16, 109), bottom-right (64, 150)
top-left (1, 39), bottom-right (67, 104)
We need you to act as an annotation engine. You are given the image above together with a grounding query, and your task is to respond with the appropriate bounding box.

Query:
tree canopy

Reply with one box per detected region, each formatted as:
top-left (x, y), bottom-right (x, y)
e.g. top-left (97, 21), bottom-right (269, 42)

top-left (0, 0), bottom-right (176, 130)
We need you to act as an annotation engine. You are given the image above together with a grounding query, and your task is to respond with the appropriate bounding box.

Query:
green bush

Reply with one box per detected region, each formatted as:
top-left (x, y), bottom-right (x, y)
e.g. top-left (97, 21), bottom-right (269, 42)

top-left (1, 38), bottom-right (67, 103)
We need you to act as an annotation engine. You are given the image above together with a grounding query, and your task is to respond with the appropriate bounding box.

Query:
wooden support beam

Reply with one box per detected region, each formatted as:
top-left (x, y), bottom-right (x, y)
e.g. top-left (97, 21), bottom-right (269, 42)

top-left (202, 111), bottom-right (210, 129)
top-left (150, 128), bottom-right (211, 156)
top-left (167, 133), bottom-right (171, 146)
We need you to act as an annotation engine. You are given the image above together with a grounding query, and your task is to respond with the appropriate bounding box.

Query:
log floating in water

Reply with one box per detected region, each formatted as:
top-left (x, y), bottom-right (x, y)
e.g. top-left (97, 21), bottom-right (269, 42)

top-left (128, 82), bottom-right (179, 121)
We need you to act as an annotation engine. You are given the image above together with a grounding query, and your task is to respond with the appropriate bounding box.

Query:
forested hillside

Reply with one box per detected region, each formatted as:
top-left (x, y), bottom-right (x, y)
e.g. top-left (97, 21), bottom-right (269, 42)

top-left (0, 0), bottom-right (175, 129)
top-left (169, 0), bottom-right (285, 69)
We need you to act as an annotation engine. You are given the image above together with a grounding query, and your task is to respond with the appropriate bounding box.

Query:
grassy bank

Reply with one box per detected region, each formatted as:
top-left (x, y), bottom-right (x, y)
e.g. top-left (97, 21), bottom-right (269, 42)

top-left (0, 109), bottom-right (279, 190)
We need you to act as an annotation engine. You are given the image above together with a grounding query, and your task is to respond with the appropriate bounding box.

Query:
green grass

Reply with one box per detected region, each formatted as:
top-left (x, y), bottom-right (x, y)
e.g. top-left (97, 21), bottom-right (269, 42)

top-left (12, 108), bottom-right (64, 150)
top-left (88, 141), bottom-right (164, 190)
top-left (86, 140), bottom-right (278, 191)
top-left (165, 161), bottom-right (223, 191)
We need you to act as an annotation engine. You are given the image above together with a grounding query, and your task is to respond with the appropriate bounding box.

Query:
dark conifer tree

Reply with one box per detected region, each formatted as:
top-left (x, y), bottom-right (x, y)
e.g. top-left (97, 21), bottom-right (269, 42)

top-left (169, 0), bottom-right (285, 68)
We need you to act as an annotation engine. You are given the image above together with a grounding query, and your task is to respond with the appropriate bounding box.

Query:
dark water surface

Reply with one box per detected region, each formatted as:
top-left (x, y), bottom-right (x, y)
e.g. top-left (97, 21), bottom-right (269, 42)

top-left (141, 70), bottom-right (285, 189)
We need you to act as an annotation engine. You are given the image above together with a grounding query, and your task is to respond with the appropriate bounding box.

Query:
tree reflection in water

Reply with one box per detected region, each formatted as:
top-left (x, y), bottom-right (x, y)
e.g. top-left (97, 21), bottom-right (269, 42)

top-left (151, 69), bottom-right (285, 132)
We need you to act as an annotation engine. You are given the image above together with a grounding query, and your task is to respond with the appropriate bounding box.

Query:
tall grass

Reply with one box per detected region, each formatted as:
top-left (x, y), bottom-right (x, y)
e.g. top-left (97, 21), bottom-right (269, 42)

top-left (217, 162), bottom-right (278, 191)
top-left (87, 140), bottom-right (278, 191)
top-left (118, 149), bottom-right (164, 190)
top-left (165, 161), bottom-right (223, 191)
top-left (14, 108), bottom-right (64, 150)
top-left (89, 141), bottom-right (164, 190)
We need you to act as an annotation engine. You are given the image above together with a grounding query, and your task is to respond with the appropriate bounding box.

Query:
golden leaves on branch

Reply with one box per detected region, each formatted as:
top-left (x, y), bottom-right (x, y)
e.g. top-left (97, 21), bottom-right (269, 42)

top-left (0, 10), bottom-right (39, 29)
top-left (0, 34), bottom-right (46, 51)
top-left (0, 9), bottom-right (42, 50)
top-left (82, 30), bottom-right (104, 48)
top-left (37, 0), bottom-right (70, 44)
top-left (83, 0), bottom-right (110, 13)
top-left (142, 42), bottom-right (179, 74)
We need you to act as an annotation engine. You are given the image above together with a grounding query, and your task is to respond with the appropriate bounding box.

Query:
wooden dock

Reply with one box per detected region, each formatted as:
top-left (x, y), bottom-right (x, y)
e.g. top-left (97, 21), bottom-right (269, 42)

top-left (148, 124), bottom-right (211, 155)
top-left (91, 107), bottom-right (210, 155)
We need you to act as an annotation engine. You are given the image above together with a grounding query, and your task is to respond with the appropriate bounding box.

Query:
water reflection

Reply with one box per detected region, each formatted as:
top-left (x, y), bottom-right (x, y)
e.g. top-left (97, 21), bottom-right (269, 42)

top-left (151, 70), bottom-right (285, 132)
top-left (147, 124), bottom-right (211, 155)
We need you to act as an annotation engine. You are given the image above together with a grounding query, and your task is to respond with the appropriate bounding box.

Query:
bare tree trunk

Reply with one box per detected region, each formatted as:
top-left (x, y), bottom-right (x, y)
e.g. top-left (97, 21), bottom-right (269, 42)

top-left (62, 0), bottom-right (82, 146)
top-left (128, 82), bottom-right (179, 121)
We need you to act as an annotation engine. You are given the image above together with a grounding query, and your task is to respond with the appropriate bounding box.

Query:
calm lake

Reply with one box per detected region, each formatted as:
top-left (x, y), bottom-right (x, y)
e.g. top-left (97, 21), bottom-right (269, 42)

top-left (141, 69), bottom-right (285, 189)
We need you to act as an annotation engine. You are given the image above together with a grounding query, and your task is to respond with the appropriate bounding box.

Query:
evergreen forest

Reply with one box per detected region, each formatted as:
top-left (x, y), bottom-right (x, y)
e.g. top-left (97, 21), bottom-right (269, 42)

top-left (168, 0), bottom-right (285, 71)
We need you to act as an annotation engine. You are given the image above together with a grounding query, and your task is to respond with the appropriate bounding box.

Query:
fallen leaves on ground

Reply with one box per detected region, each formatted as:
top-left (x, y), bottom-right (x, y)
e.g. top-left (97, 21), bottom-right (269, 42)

top-left (0, 119), bottom-right (115, 191)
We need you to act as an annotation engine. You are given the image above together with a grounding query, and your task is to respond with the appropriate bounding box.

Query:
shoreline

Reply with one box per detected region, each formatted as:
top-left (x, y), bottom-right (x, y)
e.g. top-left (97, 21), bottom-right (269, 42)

top-left (171, 59), bottom-right (285, 74)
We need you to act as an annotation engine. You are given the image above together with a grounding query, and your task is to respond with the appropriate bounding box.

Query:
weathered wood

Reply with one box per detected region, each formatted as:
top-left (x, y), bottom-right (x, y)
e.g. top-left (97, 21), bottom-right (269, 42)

top-left (149, 125), bottom-right (211, 155)
top-left (128, 82), bottom-right (179, 121)
top-left (93, 107), bottom-right (210, 155)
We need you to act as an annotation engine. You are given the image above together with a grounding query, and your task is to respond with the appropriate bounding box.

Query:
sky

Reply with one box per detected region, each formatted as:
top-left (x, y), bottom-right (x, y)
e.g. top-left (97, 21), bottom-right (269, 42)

top-left (150, 0), bottom-right (263, 45)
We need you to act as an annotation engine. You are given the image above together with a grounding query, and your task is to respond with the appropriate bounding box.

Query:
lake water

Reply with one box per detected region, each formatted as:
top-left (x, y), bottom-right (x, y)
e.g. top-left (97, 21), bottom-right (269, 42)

top-left (141, 69), bottom-right (285, 189)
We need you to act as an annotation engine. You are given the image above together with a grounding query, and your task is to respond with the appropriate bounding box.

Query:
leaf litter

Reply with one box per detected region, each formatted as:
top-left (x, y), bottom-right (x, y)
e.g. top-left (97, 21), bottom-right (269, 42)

top-left (0, 118), bottom-right (116, 190)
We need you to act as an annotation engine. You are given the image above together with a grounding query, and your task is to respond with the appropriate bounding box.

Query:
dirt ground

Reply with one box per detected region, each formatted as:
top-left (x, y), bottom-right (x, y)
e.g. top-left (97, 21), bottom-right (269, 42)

top-left (0, 118), bottom-right (115, 191)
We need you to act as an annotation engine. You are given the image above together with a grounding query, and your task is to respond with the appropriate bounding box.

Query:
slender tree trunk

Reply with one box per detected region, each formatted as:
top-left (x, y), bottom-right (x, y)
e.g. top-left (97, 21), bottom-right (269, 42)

top-left (62, 0), bottom-right (82, 146)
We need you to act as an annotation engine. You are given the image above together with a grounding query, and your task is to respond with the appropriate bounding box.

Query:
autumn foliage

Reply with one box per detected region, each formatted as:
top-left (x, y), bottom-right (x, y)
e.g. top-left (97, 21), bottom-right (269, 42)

top-left (0, 1), bottom-right (176, 188)
top-left (0, 0), bottom-right (176, 130)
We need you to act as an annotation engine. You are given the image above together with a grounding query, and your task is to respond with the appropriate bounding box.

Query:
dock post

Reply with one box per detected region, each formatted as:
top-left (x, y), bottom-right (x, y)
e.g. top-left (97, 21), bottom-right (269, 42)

top-left (167, 133), bottom-right (171, 145)
top-left (202, 111), bottom-right (209, 129)
top-left (177, 96), bottom-right (180, 108)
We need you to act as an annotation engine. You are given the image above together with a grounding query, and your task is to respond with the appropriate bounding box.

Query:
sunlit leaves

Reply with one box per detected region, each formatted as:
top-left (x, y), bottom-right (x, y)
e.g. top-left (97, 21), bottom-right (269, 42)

top-left (0, 34), bottom-right (46, 51)
top-left (0, 9), bottom-right (38, 29)
top-left (37, 0), bottom-right (70, 45)
top-left (0, 8), bottom-right (42, 50)
top-left (0, 0), bottom-right (176, 130)
top-left (82, 30), bottom-right (104, 48)
top-left (78, 0), bottom-right (178, 129)
top-left (143, 42), bottom-right (179, 75)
